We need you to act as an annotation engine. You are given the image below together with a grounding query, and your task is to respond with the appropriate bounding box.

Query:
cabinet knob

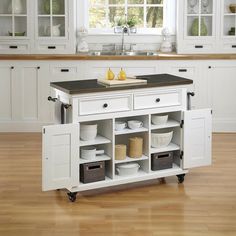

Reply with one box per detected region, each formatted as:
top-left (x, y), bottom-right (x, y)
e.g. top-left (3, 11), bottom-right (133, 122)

top-left (156, 98), bottom-right (161, 103)
top-left (103, 103), bottom-right (108, 108)
top-left (208, 66), bottom-right (212, 69)
top-left (37, 66), bottom-right (40, 70)
top-left (11, 66), bottom-right (14, 69)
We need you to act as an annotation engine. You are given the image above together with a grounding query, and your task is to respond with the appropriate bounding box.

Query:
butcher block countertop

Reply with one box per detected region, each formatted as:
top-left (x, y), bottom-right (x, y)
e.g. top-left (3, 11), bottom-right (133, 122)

top-left (1, 53), bottom-right (236, 60)
top-left (50, 74), bottom-right (193, 95)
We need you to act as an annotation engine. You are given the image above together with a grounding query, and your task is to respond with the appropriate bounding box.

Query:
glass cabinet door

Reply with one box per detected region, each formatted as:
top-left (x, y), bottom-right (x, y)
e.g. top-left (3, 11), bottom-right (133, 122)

top-left (186, 0), bottom-right (214, 37)
top-left (0, 0), bottom-right (28, 38)
top-left (223, 0), bottom-right (236, 37)
top-left (37, 0), bottom-right (66, 38)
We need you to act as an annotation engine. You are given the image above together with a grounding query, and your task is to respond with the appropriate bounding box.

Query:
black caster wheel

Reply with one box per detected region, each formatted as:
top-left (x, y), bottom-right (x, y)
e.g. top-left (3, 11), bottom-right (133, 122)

top-left (177, 174), bottom-right (185, 184)
top-left (67, 192), bottom-right (77, 202)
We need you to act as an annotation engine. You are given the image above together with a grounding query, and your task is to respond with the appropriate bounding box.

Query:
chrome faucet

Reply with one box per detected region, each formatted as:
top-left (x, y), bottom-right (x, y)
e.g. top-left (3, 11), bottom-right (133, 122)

top-left (121, 26), bottom-right (129, 53)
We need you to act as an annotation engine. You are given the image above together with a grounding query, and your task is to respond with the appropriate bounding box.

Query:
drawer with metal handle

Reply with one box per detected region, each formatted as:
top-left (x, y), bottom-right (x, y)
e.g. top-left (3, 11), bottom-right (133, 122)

top-left (78, 94), bottom-right (132, 115)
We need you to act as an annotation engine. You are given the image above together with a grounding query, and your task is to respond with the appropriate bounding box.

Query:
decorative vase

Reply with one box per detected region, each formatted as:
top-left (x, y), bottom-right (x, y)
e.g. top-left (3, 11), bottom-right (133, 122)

top-left (8, 0), bottom-right (23, 14)
top-left (191, 18), bottom-right (208, 36)
top-left (52, 24), bottom-right (61, 36)
top-left (44, 0), bottom-right (61, 14)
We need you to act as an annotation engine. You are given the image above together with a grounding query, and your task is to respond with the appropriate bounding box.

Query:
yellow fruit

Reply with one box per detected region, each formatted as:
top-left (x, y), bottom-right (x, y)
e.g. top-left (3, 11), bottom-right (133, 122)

top-left (106, 68), bottom-right (115, 80)
top-left (118, 68), bottom-right (127, 81)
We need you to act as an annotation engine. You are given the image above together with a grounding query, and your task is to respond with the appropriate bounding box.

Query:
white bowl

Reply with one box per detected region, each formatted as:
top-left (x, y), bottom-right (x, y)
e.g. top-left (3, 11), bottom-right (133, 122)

top-left (151, 131), bottom-right (173, 148)
top-left (80, 124), bottom-right (97, 141)
top-left (151, 115), bottom-right (168, 125)
top-left (116, 162), bottom-right (140, 176)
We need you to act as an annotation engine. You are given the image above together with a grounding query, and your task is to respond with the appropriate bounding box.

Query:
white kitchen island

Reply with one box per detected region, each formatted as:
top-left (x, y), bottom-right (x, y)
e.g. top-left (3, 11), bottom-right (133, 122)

top-left (42, 74), bottom-right (212, 202)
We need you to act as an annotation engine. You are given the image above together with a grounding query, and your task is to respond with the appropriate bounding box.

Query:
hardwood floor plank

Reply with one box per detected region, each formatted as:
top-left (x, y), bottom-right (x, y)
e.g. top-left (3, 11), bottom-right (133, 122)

top-left (0, 133), bottom-right (236, 236)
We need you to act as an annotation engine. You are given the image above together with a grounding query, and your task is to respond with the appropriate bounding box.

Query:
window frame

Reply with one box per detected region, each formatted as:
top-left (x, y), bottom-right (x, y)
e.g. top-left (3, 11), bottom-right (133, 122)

top-left (79, 0), bottom-right (176, 35)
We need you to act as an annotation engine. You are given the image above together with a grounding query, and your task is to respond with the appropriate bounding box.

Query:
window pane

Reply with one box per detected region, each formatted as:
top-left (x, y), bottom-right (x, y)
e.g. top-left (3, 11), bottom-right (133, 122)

top-left (146, 7), bottom-right (163, 28)
top-left (147, 0), bottom-right (163, 4)
top-left (109, 7), bottom-right (125, 26)
top-left (89, 8), bottom-right (106, 28)
top-left (109, 0), bottom-right (125, 4)
top-left (90, 0), bottom-right (106, 5)
top-left (128, 0), bottom-right (144, 4)
top-left (128, 7), bottom-right (144, 27)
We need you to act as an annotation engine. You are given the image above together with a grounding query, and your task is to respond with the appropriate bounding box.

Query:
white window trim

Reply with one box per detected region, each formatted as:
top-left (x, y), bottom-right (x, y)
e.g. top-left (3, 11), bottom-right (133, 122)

top-left (77, 0), bottom-right (176, 36)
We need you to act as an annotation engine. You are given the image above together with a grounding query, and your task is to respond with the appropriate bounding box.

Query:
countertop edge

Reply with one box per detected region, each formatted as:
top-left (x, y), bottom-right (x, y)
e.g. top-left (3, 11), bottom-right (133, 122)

top-left (2, 54), bottom-right (236, 60)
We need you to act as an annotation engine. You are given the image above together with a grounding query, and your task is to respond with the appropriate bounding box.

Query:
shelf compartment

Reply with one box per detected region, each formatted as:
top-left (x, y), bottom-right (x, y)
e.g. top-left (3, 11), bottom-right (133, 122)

top-left (115, 127), bottom-right (148, 135)
top-left (150, 163), bottom-right (181, 173)
top-left (151, 143), bottom-right (180, 154)
top-left (115, 155), bottom-right (148, 164)
top-left (79, 154), bottom-right (111, 164)
top-left (151, 119), bottom-right (180, 130)
top-left (114, 170), bottom-right (148, 180)
top-left (80, 135), bottom-right (111, 147)
top-left (0, 16), bottom-right (12, 36)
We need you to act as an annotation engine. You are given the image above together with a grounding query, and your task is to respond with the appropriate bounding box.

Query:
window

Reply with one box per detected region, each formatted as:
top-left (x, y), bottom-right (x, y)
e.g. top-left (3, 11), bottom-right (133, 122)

top-left (85, 0), bottom-right (175, 34)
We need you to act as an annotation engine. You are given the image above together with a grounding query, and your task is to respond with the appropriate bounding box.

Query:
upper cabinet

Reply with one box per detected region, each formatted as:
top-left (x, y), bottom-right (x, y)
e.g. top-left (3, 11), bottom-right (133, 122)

top-left (177, 0), bottom-right (217, 54)
top-left (0, 0), bottom-right (31, 54)
top-left (177, 0), bottom-right (236, 53)
top-left (34, 0), bottom-right (75, 54)
top-left (0, 0), bottom-right (76, 54)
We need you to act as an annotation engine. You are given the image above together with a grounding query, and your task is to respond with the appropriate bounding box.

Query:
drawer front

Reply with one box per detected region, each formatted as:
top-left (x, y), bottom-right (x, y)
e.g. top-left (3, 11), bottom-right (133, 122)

top-left (170, 67), bottom-right (196, 79)
top-left (184, 43), bottom-right (214, 52)
top-left (79, 95), bottom-right (132, 115)
top-left (134, 90), bottom-right (181, 110)
top-left (0, 42), bottom-right (30, 54)
top-left (50, 64), bottom-right (78, 82)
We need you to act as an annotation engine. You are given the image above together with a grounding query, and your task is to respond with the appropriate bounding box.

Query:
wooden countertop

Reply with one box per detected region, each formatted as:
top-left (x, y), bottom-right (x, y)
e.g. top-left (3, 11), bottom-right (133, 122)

top-left (1, 53), bottom-right (236, 60)
top-left (51, 74), bottom-right (193, 95)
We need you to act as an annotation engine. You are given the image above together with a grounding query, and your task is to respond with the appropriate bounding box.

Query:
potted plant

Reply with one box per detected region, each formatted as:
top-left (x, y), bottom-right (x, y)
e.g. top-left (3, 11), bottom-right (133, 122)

top-left (114, 17), bottom-right (125, 33)
top-left (127, 17), bottom-right (137, 33)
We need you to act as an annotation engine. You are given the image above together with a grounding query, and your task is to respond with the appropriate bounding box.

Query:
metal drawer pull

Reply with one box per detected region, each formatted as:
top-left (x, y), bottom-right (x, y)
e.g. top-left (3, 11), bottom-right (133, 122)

top-left (232, 45), bottom-right (236, 48)
top-left (156, 98), bottom-right (161, 103)
top-left (9, 45), bottom-right (18, 49)
top-left (48, 46), bottom-right (56, 49)
top-left (61, 69), bottom-right (69, 72)
top-left (179, 69), bottom-right (187, 72)
top-left (103, 103), bottom-right (108, 108)
top-left (195, 45), bottom-right (203, 48)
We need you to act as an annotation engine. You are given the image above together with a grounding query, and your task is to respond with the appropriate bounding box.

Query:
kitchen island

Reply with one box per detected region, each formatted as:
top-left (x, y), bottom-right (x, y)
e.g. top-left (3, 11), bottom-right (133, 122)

top-left (43, 74), bottom-right (212, 202)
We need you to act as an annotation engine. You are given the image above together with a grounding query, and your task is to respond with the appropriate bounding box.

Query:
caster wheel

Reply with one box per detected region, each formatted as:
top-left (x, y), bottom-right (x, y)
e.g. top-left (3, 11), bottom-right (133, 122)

top-left (67, 192), bottom-right (77, 202)
top-left (177, 174), bottom-right (185, 184)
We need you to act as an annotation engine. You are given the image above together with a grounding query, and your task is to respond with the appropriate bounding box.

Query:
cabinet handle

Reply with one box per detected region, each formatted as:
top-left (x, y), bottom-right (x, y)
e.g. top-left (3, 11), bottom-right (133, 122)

top-left (156, 98), bottom-right (161, 103)
top-left (195, 45), bottom-right (203, 48)
top-left (232, 45), bottom-right (236, 48)
top-left (179, 69), bottom-right (187, 72)
top-left (48, 46), bottom-right (56, 49)
top-left (61, 69), bottom-right (69, 72)
top-left (103, 103), bottom-right (108, 108)
top-left (48, 96), bottom-right (58, 102)
top-left (9, 45), bottom-right (18, 49)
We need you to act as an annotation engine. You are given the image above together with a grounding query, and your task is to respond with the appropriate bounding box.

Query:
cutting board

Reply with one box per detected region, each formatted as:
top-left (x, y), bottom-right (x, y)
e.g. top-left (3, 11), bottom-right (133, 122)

top-left (98, 77), bottom-right (147, 86)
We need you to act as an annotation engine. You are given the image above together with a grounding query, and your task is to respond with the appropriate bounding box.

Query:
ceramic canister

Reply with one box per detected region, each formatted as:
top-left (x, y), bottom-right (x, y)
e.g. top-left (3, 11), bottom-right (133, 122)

top-left (115, 144), bottom-right (127, 160)
top-left (128, 137), bottom-right (143, 158)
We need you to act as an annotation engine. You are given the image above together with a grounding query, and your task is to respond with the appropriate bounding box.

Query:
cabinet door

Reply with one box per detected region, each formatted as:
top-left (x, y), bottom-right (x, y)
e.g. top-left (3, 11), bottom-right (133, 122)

top-left (42, 124), bottom-right (79, 191)
top-left (183, 109), bottom-right (212, 169)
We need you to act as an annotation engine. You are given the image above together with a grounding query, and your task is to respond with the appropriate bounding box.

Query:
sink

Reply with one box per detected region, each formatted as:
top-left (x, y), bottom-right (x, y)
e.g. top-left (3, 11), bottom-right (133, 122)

top-left (88, 51), bottom-right (159, 56)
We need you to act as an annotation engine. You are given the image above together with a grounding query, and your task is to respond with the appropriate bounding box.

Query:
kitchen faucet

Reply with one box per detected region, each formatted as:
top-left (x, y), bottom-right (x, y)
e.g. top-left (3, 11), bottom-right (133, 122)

top-left (121, 26), bottom-right (129, 53)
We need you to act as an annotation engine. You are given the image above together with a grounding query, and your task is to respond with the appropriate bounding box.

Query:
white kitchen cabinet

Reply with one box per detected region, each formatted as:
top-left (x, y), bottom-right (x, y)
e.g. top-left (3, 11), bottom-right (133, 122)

top-left (0, 0), bottom-right (32, 54)
top-left (42, 82), bottom-right (212, 201)
top-left (34, 0), bottom-right (76, 54)
top-left (205, 62), bottom-right (236, 132)
top-left (0, 62), bottom-right (52, 132)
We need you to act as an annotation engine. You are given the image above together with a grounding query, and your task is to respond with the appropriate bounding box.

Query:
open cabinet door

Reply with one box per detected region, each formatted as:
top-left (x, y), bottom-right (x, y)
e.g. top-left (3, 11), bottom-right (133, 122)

top-left (183, 109), bottom-right (212, 169)
top-left (42, 124), bottom-right (79, 191)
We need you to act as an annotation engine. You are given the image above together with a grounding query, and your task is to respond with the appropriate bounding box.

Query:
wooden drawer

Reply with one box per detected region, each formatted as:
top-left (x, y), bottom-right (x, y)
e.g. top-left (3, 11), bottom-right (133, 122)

top-left (134, 90), bottom-right (181, 110)
top-left (78, 95), bottom-right (132, 116)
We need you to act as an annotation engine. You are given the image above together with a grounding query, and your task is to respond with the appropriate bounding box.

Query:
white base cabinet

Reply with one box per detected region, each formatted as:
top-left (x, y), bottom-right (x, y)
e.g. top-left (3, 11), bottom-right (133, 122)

top-left (42, 87), bottom-right (212, 201)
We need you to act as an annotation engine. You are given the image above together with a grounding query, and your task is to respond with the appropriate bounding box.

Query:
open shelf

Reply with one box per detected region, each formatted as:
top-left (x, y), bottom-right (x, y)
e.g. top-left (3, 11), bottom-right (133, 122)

top-left (79, 176), bottom-right (112, 186)
top-left (115, 155), bottom-right (149, 164)
top-left (151, 143), bottom-right (180, 154)
top-left (79, 154), bottom-right (111, 164)
top-left (150, 163), bottom-right (182, 174)
top-left (151, 119), bottom-right (180, 130)
top-left (115, 127), bottom-right (148, 135)
top-left (80, 135), bottom-right (111, 147)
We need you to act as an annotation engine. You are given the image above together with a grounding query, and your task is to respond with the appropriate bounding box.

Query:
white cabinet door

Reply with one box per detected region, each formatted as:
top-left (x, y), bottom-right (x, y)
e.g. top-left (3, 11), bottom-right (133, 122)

top-left (42, 124), bottom-right (79, 191)
top-left (183, 109), bottom-right (212, 169)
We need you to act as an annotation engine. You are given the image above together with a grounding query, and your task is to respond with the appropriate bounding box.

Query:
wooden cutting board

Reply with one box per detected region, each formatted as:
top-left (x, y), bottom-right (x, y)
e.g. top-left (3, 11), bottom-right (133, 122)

top-left (98, 77), bottom-right (147, 86)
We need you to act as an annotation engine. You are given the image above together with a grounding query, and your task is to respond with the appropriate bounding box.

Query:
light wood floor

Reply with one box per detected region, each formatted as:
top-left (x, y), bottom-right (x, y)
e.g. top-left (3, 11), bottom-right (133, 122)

top-left (0, 133), bottom-right (236, 236)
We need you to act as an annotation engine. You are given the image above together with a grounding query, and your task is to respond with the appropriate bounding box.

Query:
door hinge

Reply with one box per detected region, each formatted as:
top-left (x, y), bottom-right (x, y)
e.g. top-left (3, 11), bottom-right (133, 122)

top-left (211, 110), bottom-right (213, 115)
top-left (180, 151), bottom-right (184, 159)
top-left (43, 128), bottom-right (45, 134)
top-left (180, 120), bottom-right (184, 128)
